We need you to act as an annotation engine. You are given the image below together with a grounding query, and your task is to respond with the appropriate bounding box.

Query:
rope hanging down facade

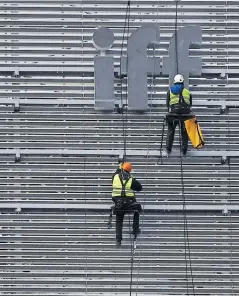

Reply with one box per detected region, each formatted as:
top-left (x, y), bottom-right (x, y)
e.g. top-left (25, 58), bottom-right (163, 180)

top-left (119, 1), bottom-right (157, 295)
top-left (120, 0), bottom-right (131, 160)
top-left (174, 0), bottom-right (179, 74)
top-left (228, 155), bottom-right (234, 296)
top-left (119, 2), bottom-right (136, 295)
top-left (226, 1), bottom-right (234, 292)
top-left (174, 1), bottom-right (195, 294)
top-left (120, 2), bottom-right (195, 295)
top-left (178, 121), bottom-right (195, 296)
top-left (136, 0), bottom-right (160, 294)
top-left (81, 1), bottom-right (88, 294)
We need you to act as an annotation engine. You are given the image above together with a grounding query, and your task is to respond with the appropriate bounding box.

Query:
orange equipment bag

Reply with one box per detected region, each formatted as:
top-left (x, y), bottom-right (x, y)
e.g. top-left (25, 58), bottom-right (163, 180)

top-left (184, 117), bottom-right (205, 149)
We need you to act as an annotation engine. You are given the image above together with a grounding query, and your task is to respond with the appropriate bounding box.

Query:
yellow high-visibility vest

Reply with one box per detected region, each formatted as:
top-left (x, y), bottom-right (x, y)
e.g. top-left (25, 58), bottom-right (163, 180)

top-left (112, 174), bottom-right (135, 197)
top-left (169, 88), bottom-right (191, 106)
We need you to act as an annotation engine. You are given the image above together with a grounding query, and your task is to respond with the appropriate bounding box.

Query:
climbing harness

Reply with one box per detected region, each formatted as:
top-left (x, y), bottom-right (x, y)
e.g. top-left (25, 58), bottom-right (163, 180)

top-left (159, 113), bottom-right (204, 165)
top-left (107, 199), bottom-right (141, 229)
top-left (158, 113), bottom-right (194, 165)
top-left (112, 172), bottom-right (134, 198)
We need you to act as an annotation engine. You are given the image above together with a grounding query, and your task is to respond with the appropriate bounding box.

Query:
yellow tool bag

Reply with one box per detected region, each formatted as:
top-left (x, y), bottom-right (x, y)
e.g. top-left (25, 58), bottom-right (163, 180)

top-left (184, 117), bottom-right (205, 149)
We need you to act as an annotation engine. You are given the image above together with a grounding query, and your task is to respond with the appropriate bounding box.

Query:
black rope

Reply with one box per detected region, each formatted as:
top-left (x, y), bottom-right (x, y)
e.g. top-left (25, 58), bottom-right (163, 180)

top-left (158, 116), bottom-right (166, 165)
top-left (159, 0), bottom-right (179, 165)
top-left (158, 0), bottom-right (179, 165)
top-left (83, 106), bottom-right (88, 295)
top-left (227, 107), bottom-right (234, 295)
top-left (119, 1), bottom-right (135, 295)
top-left (228, 156), bottom-right (234, 296)
top-left (81, 1), bottom-right (88, 293)
top-left (128, 213), bottom-right (134, 296)
top-left (225, 2), bottom-right (234, 292)
top-left (175, 0), bottom-right (179, 74)
top-left (120, 0), bottom-right (131, 160)
top-left (126, 1), bottom-right (135, 290)
top-left (173, 1), bottom-right (195, 293)
top-left (178, 120), bottom-right (195, 296)
top-left (124, 1), bottom-right (131, 159)
top-left (136, 2), bottom-right (160, 293)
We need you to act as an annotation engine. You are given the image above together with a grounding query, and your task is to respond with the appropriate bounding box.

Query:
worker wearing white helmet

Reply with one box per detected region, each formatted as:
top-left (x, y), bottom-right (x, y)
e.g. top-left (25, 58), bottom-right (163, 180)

top-left (166, 74), bottom-right (192, 155)
top-left (167, 74), bottom-right (192, 109)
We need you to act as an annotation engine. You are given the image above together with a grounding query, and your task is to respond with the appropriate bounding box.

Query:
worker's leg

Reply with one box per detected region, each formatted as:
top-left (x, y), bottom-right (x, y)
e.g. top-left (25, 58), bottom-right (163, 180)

top-left (166, 118), bottom-right (178, 152)
top-left (132, 211), bottom-right (140, 239)
top-left (116, 212), bottom-right (125, 243)
top-left (180, 121), bottom-right (189, 154)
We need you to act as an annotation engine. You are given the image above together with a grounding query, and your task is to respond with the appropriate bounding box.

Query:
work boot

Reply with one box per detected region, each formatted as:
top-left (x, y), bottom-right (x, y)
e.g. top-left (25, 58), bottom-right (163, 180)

top-left (116, 240), bottom-right (121, 247)
top-left (182, 149), bottom-right (187, 156)
top-left (132, 228), bottom-right (141, 240)
top-left (165, 149), bottom-right (171, 157)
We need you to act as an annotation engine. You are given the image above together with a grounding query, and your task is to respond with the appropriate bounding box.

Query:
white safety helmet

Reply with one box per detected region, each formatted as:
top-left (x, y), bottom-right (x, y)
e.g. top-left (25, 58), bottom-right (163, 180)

top-left (174, 74), bottom-right (184, 84)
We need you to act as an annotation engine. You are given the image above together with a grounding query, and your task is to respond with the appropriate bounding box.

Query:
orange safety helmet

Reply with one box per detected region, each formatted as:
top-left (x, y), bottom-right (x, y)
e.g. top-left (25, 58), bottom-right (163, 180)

top-left (122, 162), bottom-right (132, 173)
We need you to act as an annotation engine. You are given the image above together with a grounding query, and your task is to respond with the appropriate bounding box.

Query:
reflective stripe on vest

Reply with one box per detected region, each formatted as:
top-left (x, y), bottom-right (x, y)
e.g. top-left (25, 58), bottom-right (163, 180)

top-left (169, 88), bottom-right (191, 106)
top-left (112, 174), bottom-right (135, 197)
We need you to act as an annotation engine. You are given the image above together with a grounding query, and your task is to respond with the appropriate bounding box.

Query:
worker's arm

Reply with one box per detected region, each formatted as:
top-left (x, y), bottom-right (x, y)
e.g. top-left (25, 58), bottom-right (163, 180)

top-left (131, 178), bottom-right (142, 192)
top-left (112, 168), bottom-right (121, 182)
top-left (166, 90), bottom-right (170, 111)
top-left (112, 160), bottom-right (123, 182)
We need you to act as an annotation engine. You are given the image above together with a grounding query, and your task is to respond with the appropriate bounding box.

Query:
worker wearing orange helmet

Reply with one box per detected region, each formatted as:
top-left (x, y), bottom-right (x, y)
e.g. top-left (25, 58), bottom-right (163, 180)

top-left (112, 160), bottom-right (142, 246)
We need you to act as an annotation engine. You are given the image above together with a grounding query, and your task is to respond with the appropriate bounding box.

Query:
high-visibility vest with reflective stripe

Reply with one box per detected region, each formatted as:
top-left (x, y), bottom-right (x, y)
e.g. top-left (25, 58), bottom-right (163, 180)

top-left (169, 88), bottom-right (191, 106)
top-left (112, 174), bottom-right (135, 197)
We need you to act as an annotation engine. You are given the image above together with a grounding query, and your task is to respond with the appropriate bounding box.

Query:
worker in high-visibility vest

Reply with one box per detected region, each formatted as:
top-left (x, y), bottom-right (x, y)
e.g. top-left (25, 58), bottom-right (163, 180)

top-left (166, 74), bottom-right (192, 155)
top-left (112, 161), bottom-right (142, 246)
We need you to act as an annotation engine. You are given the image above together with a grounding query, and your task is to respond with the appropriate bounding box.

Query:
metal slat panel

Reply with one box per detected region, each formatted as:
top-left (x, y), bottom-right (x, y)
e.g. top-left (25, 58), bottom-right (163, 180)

top-left (0, 211), bottom-right (238, 295)
top-left (0, 154), bottom-right (236, 205)
top-left (0, 1), bottom-right (238, 295)
top-left (0, 0), bottom-right (237, 101)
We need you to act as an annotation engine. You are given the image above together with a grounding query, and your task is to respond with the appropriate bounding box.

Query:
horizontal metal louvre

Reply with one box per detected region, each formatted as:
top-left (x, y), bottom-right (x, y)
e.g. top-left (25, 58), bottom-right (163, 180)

top-left (0, 0), bottom-right (238, 100)
top-left (0, 211), bottom-right (238, 295)
top-left (0, 155), bottom-right (236, 206)
top-left (0, 1), bottom-right (239, 295)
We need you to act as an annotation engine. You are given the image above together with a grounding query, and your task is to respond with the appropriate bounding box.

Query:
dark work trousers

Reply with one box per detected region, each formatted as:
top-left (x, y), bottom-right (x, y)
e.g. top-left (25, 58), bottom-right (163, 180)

top-left (166, 117), bottom-right (188, 153)
top-left (116, 210), bottom-right (139, 242)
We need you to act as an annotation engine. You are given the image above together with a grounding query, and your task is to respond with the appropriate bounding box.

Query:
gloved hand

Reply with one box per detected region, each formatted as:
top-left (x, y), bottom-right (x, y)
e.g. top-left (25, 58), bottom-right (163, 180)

top-left (118, 158), bottom-right (124, 164)
top-left (118, 158), bottom-right (124, 169)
